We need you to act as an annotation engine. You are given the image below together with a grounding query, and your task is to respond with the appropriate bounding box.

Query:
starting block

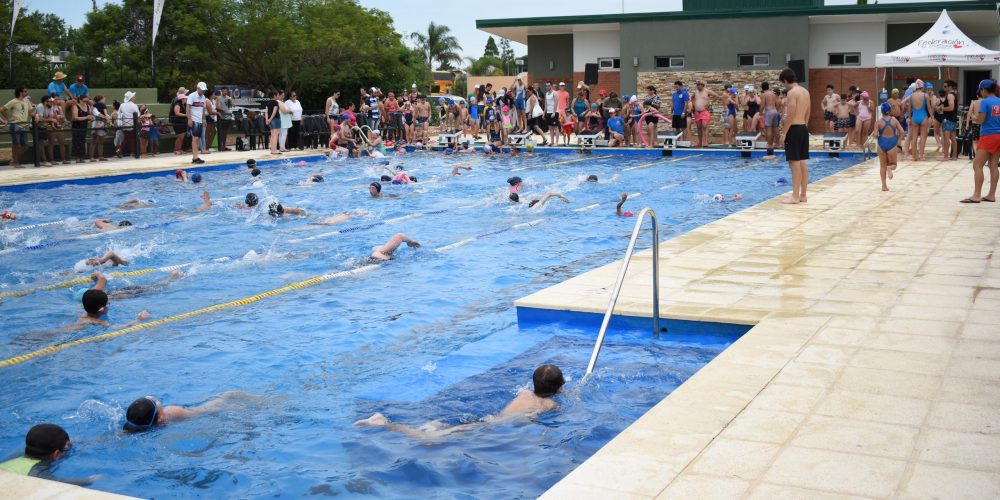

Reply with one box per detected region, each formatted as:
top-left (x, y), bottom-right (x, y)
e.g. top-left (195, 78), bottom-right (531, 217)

top-left (823, 132), bottom-right (848, 151)
top-left (736, 132), bottom-right (761, 150)
top-left (437, 133), bottom-right (459, 148)
top-left (577, 134), bottom-right (598, 149)
top-left (508, 133), bottom-right (530, 147)
top-left (659, 131), bottom-right (683, 149)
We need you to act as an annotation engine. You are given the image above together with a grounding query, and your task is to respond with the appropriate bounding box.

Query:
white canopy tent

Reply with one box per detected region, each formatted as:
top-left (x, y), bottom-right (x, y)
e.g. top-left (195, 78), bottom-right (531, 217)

top-left (876, 9), bottom-right (1000, 67)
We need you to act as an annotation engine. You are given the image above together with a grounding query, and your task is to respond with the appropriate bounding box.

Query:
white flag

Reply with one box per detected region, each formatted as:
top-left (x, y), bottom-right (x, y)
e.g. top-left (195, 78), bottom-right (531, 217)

top-left (10, 0), bottom-right (21, 43)
top-left (152, 0), bottom-right (165, 45)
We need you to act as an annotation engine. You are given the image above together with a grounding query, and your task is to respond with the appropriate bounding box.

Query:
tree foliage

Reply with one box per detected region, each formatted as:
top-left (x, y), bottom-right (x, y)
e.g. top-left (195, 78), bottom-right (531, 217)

top-left (9, 0), bottom-right (431, 110)
top-left (465, 55), bottom-right (505, 77)
top-left (499, 38), bottom-right (516, 75)
top-left (410, 22), bottom-right (461, 71)
top-left (483, 36), bottom-right (499, 58)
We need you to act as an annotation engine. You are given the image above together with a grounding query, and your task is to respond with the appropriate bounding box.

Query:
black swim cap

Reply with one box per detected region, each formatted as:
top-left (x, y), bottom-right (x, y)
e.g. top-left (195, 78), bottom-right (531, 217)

top-left (587, 174), bottom-right (598, 182)
top-left (82, 288), bottom-right (108, 314)
top-left (118, 220), bottom-right (132, 227)
top-left (509, 193), bottom-right (519, 202)
top-left (409, 176), bottom-right (417, 182)
top-left (507, 176), bottom-right (522, 186)
top-left (245, 193), bottom-right (259, 207)
top-left (251, 168), bottom-right (261, 177)
top-left (24, 424), bottom-right (69, 459)
top-left (268, 202), bottom-right (284, 216)
top-left (380, 175), bottom-right (392, 182)
top-left (123, 397), bottom-right (157, 433)
top-left (311, 175), bottom-right (324, 182)
top-left (370, 182), bottom-right (382, 193)
top-left (246, 159), bottom-right (256, 168)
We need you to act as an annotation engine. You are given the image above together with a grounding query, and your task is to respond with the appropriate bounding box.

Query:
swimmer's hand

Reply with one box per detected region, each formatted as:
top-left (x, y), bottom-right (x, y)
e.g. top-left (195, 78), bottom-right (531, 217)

top-left (407, 241), bottom-right (421, 249)
top-left (136, 310), bottom-right (151, 321)
top-left (90, 271), bottom-right (103, 281)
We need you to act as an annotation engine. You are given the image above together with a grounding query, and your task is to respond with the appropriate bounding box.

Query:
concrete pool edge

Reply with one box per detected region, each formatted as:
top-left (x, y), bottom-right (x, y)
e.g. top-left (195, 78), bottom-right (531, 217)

top-left (522, 154), bottom-right (1000, 498)
top-left (0, 470), bottom-right (137, 499)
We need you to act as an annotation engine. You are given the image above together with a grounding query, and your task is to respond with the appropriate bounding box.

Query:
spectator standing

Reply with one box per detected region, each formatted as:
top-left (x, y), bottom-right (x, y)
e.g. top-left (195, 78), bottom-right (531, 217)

top-left (119, 90), bottom-right (141, 158)
top-left (0, 87), bottom-right (35, 168)
top-left (47, 72), bottom-right (71, 100)
top-left (90, 94), bottom-right (110, 161)
top-left (278, 91), bottom-right (292, 152)
top-left (69, 94), bottom-right (94, 163)
top-left (170, 87), bottom-right (189, 155)
top-left (326, 89), bottom-right (341, 132)
top-left (216, 87), bottom-right (233, 152)
top-left (68, 75), bottom-right (89, 99)
top-left (266, 90), bottom-right (281, 154)
top-left (51, 95), bottom-right (69, 163)
top-left (285, 91), bottom-right (303, 149)
top-left (203, 88), bottom-right (217, 154)
top-left (671, 81), bottom-right (689, 138)
top-left (186, 82), bottom-right (208, 163)
top-left (34, 94), bottom-right (54, 166)
top-left (603, 91), bottom-right (623, 141)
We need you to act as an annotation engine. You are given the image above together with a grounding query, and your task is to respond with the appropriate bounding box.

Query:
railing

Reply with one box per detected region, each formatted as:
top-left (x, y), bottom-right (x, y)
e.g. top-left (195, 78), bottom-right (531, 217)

top-left (585, 207), bottom-right (661, 376)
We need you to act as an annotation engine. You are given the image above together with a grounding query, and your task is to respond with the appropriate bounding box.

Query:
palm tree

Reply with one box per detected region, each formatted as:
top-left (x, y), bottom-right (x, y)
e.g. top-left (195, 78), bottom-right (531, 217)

top-left (464, 55), bottom-right (505, 77)
top-left (410, 22), bottom-right (461, 70)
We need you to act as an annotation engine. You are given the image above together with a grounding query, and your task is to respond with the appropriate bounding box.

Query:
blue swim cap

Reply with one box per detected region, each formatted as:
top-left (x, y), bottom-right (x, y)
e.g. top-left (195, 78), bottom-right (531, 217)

top-left (72, 287), bottom-right (87, 302)
top-left (341, 113), bottom-right (350, 121)
top-left (777, 177), bottom-right (788, 184)
top-left (924, 82), bottom-right (933, 90)
top-left (444, 147), bottom-right (453, 153)
top-left (191, 173), bottom-right (202, 183)
top-left (405, 145), bottom-right (415, 153)
top-left (880, 102), bottom-right (891, 115)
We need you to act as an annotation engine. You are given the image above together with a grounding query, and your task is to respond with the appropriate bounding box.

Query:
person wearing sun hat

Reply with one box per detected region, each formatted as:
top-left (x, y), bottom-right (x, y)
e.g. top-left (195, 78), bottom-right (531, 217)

top-left (118, 90), bottom-right (141, 157)
top-left (47, 71), bottom-right (72, 99)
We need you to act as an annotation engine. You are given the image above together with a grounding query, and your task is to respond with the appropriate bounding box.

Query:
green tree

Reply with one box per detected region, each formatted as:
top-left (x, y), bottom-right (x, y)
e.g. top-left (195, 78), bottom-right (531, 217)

top-left (483, 36), bottom-right (499, 58)
top-left (0, 4), bottom-right (77, 87)
top-left (465, 55), bottom-right (505, 77)
top-left (499, 38), bottom-right (515, 75)
top-left (409, 22), bottom-right (461, 71)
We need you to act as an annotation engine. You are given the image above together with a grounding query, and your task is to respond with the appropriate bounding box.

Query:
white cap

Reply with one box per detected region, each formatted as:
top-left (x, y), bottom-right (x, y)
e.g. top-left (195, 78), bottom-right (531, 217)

top-left (412, 83), bottom-right (417, 88)
top-left (498, 89), bottom-right (506, 96)
top-left (123, 91), bottom-right (136, 102)
top-left (474, 84), bottom-right (480, 89)
top-left (577, 83), bottom-right (583, 88)
top-left (559, 82), bottom-right (566, 86)
top-left (629, 95), bottom-right (638, 103)
top-left (370, 87), bottom-right (377, 92)
top-left (196, 81), bottom-right (207, 91)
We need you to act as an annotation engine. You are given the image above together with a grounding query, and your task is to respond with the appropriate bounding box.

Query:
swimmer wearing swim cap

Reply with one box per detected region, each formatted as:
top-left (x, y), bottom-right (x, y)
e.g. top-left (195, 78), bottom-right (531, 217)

top-left (236, 193), bottom-right (259, 209)
top-left (267, 201), bottom-right (305, 217)
top-left (586, 175), bottom-right (598, 182)
top-left (251, 168), bottom-right (261, 177)
top-left (617, 192), bottom-right (634, 217)
top-left (246, 159), bottom-right (256, 169)
top-left (190, 173), bottom-right (202, 183)
top-left (507, 176), bottom-right (523, 193)
top-left (369, 182), bottom-right (382, 198)
top-left (175, 169), bottom-right (188, 181)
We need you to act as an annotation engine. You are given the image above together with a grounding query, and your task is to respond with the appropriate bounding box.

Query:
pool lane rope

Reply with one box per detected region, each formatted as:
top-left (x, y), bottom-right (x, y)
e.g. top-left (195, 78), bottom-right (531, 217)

top-left (0, 264), bottom-right (381, 369)
top-left (510, 154), bottom-right (614, 172)
top-left (622, 154), bottom-right (704, 172)
top-left (0, 219), bottom-right (183, 256)
top-left (0, 220), bottom-right (66, 233)
top-left (0, 262), bottom-right (194, 301)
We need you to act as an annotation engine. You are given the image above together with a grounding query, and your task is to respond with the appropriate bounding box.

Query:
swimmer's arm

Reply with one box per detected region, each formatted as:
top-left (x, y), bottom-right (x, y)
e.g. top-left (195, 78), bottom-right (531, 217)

top-left (94, 219), bottom-right (113, 230)
top-left (109, 310), bottom-right (151, 329)
top-left (190, 391), bottom-right (255, 415)
top-left (283, 206), bottom-right (306, 215)
top-left (616, 199), bottom-right (626, 216)
top-left (104, 252), bottom-right (129, 266)
top-left (90, 272), bottom-right (107, 291)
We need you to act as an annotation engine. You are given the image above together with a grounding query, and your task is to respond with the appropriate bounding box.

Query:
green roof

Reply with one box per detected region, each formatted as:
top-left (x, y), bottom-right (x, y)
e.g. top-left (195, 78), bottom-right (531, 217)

top-left (477, 0), bottom-right (997, 29)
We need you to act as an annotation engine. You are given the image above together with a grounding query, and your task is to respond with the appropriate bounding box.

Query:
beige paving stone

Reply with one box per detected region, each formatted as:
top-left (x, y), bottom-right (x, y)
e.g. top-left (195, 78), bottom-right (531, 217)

top-left (719, 409), bottom-right (806, 444)
top-left (746, 383), bottom-right (827, 414)
top-left (689, 438), bottom-right (781, 480)
top-left (918, 429), bottom-right (1000, 470)
top-left (791, 415), bottom-right (919, 459)
top-left (948, 357), bottom-right (1000, 381)
top-left (927, 401), bottom-right (1000, 435)
top-left (900, 463), bottom-right (1000, 500)
top-left (814, 390), bottom-right (930, 426)
top-left (747, 483), bottom-right (873, 500)
top-left (541, 480), bottom-right (650, 500)
top-left (836, 366), bottom-right (941, 399)
top-left (889, 304), bottom-right (969, 323)
top-left (866, 332), bottom-right (956, 355)
top-left (763, 447), bottom-right (907, 497)
top-left (880, 318), bottom-right (961, 337)
top-left (795, 344), bottom-right (856, 365)
top-left (771, 361), bottom-right (841, 388)
top-left (954, 339), bottom-right (1000, 359)
top-left (960, 322), bottom-right (999, 341)
top-left (849, 348), bottom-right (950, 375)
top-left (656, 474), bottom-right (750, 499)
top-left (939, 377), bottom-right (1000, 408)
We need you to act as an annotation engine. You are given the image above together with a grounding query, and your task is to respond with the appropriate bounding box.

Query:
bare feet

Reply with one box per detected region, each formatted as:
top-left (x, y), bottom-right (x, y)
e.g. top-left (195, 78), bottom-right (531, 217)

top-left (882, 186), bottom-right (889, 191)
top-left (354, 412), bottom-right (389, 427)
top-left (780, 197), bottom-right (800, 204)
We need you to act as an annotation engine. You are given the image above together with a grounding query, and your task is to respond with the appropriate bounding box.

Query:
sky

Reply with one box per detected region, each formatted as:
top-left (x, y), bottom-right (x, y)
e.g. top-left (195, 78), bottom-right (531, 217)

top-left (25, 0), bottom-right (961, 61)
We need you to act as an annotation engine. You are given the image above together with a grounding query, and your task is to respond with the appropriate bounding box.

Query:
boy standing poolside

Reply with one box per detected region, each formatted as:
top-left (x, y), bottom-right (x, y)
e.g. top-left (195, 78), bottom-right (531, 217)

top-left (355, 364), bottom-right (565, 439)
top-left (780, 68), bottom-right (810, 204)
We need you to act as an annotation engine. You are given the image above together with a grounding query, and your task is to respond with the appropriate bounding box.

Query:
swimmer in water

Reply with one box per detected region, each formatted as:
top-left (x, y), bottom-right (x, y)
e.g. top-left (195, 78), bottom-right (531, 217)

top-left (83, 251), bottom-right (129, 267)
top-left (246, 158), bottom-right (256, 170)
top-left (250, 168), bottom-right (261, 178)
top-left (586, 175), bottom-right (598, 183)
top-left (175, 169), bottom-right (188, 182)
top-left (235, 193), bottom-right (259, 209)
top-left (507, 176), bottom-right (523, 193)
top-left (122, 391), bottom-right (254, 433)
top-left (71, 272), bottom-right (151, 329)
top-left (305, 174), bottom-right (324, 184)
top-left (368, 182), bottom-right (399, 199)
top-left (0, 424), bottom-right (100, 486)
top-left (616, 192), bottom-right (634, 217)
top-left (94, 219), bottom-right (134, 230)
top-left (267, 202), bottom-right (305, 217)
top-left (451, 164), bottom-right (473, 176)
top-left (310, 210), bottom-right (369, 226)
top-left (355, 364), bottom-right (565, 439)
top-left (117, 199), bottom-right (155, 210)
top-left (369, 233), bottom-right (420, 261)
top-left (509, 191), bottom-right (569, 208)
top-left (712, 193), bottom-right (743, 202)
top-left (197, 191), bottom-right (212, 211)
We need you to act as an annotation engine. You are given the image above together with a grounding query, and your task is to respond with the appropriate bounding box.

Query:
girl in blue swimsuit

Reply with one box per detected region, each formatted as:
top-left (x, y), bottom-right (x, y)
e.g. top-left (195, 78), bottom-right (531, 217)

top-left (875, 102), bottom-right (904, 191)
top-left (908, 81), bottom-right (930, 160)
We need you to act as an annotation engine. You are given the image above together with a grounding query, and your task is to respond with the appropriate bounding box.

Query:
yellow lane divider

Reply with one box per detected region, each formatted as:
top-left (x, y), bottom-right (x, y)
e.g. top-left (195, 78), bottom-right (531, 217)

top-left (624, 153), bottom-right (704, 171)
top-left (0, 264), bottom-right (379, 369)
top-left (0, 263), bottom-right (191, 301)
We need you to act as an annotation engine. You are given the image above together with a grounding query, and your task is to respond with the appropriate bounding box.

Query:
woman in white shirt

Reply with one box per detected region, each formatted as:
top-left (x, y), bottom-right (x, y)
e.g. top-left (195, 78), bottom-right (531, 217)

top-left (285, 91), bottom-right (304, 150)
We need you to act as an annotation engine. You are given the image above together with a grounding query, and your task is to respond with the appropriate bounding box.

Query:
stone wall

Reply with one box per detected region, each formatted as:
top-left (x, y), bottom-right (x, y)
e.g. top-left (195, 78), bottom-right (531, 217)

top-left (637, 70), bottom-right (782, 139)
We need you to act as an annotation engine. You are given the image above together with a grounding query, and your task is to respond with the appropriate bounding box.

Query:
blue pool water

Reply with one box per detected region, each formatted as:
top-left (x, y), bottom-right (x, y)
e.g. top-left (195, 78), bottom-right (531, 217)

top-left (0, 151), bottom-right (859, 497)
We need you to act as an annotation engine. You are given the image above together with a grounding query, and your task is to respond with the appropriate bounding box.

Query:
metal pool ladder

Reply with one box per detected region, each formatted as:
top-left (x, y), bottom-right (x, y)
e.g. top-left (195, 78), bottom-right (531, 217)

top-left (585, 208), bottom-right (660, 376)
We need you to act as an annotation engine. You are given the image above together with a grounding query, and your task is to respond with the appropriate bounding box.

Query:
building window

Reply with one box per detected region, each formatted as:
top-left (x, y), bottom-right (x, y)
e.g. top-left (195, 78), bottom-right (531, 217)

top-left (738, 53), bottom-right (769, 67)
top-left (598, 57), bottom-right (621, 71)
top-left (828, 52), bottom-right (861, 66)
top-left (655, 56), bottom-right (685, 69)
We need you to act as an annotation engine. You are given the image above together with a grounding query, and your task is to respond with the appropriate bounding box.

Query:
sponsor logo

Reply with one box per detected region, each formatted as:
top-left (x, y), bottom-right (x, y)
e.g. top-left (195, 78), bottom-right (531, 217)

top-left (992, 105), bottom-right (1000, 117)
top-left (917, 38), bottom-right (965, 50)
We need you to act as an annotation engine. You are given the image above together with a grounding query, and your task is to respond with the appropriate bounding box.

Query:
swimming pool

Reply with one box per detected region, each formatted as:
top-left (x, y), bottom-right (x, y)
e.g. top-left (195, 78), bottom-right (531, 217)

top-left (0, 150), bottom-right (860, 497)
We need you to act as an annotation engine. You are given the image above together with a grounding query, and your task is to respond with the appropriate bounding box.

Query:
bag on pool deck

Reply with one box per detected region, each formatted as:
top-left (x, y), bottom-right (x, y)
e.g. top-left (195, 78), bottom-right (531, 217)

top-left (236, 137), bottom-right (246, 151)
top-left (531, 101), bottom-right (544, 118)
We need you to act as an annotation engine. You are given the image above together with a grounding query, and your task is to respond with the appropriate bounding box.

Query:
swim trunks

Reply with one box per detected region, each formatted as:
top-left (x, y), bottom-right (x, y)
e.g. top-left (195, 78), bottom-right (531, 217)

top-left (671, 115), bottom-right (685, 129)
top-left (942, 119), bottom-right (958, 132)
top-left (695, 109), bottom-right (711, 126)
top-left (824, 110), bottom-right (836, 122)
top-left (764, 109), bottom-right (781, 128)
top-left (784, 124), bottom-right (809, 161)
top-left (835, 118), bottom-right (850, 131)
top-left (978, 133), bottom-right (1000, 154)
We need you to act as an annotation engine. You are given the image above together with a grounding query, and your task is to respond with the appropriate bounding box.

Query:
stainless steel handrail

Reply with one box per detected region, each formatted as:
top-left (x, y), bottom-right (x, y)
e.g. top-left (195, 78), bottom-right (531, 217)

top-left (585, 207), bottom-right (660, 376)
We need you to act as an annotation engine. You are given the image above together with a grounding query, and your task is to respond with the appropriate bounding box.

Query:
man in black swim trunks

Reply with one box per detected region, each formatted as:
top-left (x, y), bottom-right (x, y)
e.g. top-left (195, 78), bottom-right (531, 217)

top-left (780, 68), bottom-right (810, 204)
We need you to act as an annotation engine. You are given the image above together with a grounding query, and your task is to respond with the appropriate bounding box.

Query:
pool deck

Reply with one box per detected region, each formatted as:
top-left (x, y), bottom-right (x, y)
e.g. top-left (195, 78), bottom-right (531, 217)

top-left (522, 154), bottom-right (1000, 498)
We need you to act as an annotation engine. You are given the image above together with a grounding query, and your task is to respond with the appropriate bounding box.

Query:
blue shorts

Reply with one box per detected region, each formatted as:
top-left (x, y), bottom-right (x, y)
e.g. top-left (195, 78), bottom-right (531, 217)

top-left (269, 118), bottom-right (280, 129)
top-left (8, 124), bottom-right (28, 146)
top-left (515, 97), bottom-right (526, 111)
top-left (942, 119), bottom-right (958, 132)
top-left (190, 122), bottom-right (204, 138)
